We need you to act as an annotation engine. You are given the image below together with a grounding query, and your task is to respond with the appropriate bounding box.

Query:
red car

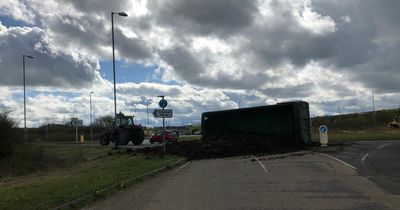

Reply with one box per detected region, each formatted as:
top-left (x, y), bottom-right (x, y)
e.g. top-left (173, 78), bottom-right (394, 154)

top-left (149, 131), bottom-right (179, 144)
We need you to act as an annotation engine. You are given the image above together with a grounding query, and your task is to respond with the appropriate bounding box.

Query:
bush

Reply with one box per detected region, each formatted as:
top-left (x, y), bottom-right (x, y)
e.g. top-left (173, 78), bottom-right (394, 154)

top-left (0, 109), bottom-right (18, 158)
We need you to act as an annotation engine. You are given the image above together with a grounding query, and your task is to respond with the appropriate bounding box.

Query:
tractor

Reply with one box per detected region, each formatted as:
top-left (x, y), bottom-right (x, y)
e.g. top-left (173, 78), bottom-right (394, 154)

top-left (99, 112), bottom-right (145, 145)
top-left (387, 116), bottom-right (400, 128)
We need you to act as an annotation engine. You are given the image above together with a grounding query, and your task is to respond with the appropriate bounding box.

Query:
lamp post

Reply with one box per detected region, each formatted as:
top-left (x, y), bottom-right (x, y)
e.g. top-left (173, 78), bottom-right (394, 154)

top-left (238, 100), bottom-right (242, 109)
top-left (90, 91), bottom-right (94, 144)
top-left (111, 11), bottom-right (127, 149)
top-left (132, 104), bottom-right (137, 124)
top-left (22, 54), bottom-right (34, 143)
top-left (146, 99), bottom-right (152, 127)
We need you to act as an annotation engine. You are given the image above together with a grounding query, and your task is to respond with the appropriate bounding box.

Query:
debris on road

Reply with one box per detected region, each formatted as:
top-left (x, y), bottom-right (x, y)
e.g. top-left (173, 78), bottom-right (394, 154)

top-left (135, 135), bottom-right (304, 160)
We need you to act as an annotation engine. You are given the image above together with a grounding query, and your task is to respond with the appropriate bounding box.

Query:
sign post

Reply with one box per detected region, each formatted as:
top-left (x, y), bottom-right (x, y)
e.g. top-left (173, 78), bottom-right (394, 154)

top-left (71, 118), bottom-right (83, 143)
top-left (157, 96), bottom-right (170, 153)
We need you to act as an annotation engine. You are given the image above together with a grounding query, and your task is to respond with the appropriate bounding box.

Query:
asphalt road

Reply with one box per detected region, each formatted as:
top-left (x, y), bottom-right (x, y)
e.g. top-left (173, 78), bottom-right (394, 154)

top-left (84, 152), bottom-right (400, 210)
top-left (322, 140), bottom-right (400, 194)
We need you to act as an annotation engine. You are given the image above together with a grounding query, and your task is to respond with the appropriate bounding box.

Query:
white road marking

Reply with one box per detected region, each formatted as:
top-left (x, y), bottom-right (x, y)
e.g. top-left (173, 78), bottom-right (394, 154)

top-left (320, 153), bottom-right (357, 170)
top-left (377, 143), bottom-right (392, 150)
top-left (252, 155), bottom-right (269, 174)
top-left (346, 148), bottom-right (360, 151)
top-left (174, 162), bottom-right (190, 172)
top-left (361, 153), bottom-right (369, 165)
top-left (342, 151), bottom-right (356, 155)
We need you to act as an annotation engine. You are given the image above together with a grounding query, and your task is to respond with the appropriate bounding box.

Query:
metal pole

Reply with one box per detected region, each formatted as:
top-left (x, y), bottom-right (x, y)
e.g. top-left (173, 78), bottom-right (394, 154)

top-left (163, 116), bottom-right (166, 153)
top-left (23, 55), bottom-right (26, 143)
top-left (111, 12), bottom-right (118, 150)
top-left (110, 11), bottom-right (127, 149)
top-left (373, 91), bottom-right (376, 129)
top-left (147, 99), bottom-right (149, 127)
top-left (90, 92), bottom-right (93, 144)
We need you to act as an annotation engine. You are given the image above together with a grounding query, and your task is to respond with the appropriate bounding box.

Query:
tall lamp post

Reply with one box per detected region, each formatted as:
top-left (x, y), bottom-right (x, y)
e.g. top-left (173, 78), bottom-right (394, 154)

top-left (111, 11), bottom-right (128, 149)
top-left (146, 99), bottom-right (152, 127)
top-left (132, 104), bottom-right (137, 124)
top-left (22, 54), bottom-right (34, 143)
top-left (90, 91), bottom-right (94, 144)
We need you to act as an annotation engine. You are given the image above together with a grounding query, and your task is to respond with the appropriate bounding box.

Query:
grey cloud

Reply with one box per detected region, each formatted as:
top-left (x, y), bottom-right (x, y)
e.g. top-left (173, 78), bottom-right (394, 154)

top-left (312, 0), bottom-right (400, 92)
top-left (45, 15), bottom-right (109, 56)
top-left (150, 0), bottom-right (258, 36)
top-left (65, 0), bottom-right (130, 16)
top-left (261, 83), bottom-right (315, 99)
top-left (0, 25), bottom-right (98, 87)
top-left (114, 29), bottom-right (153, 61)
top-left (161, 46), bottom-right (270, 90)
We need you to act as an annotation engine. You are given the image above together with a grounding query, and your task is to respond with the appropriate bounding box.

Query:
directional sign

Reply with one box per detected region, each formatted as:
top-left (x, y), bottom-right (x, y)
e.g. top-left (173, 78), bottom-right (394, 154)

top-left (153, 109), bottom-right (173, 118)
top-left (319, 125), bottom-right (328, 133)
top-left (71, 118), bottom-right (83, 127)
top-left (159, 99), bottom-right (168, 108)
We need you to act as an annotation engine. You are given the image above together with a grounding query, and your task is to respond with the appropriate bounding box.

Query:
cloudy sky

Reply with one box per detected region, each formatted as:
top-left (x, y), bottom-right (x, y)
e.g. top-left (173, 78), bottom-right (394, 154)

top-left (0, 0), bottom-right (399, 127)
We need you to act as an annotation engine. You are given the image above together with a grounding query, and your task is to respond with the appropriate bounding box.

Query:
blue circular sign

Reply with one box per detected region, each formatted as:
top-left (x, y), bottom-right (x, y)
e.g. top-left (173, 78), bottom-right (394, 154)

top-left (319, 125), bottom-right (328, 133)
top-left (159, 99), bottom-right (168, 108)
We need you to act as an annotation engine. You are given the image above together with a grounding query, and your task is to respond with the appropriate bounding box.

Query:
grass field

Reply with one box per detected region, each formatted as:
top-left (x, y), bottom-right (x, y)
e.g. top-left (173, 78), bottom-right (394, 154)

top-left (311, 129), bottom-right (400, 142)
top-left (0, 145), bottom-right (181, 210)
top-left (179, 135), bottom-right (201, 141)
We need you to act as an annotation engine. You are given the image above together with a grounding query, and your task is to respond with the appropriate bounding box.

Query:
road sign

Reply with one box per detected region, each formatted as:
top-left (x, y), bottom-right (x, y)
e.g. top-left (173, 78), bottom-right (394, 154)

top-left (159, 99), bottom-right (168, 108)
top-left (71, 118), bottom-right (83, 127)
top-left (319, 125), bottom-right (327, 133)
top-left (153, 109), bottom-right (173, 118)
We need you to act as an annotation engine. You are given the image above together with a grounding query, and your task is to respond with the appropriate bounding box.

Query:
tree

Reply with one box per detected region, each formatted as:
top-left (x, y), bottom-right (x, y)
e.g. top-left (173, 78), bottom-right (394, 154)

top-left (0, 109), bottom-right (18, 158)
top-left (93, 115), bottom-right (114, 128)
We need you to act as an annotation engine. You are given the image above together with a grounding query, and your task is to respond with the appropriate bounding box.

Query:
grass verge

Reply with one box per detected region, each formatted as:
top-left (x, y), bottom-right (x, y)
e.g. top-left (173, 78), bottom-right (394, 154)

top-left (179, 135), bottom-right (201, 142)
top-left (311, 129), bottom-right (400, 142)
top-left (0, 146), bottom-right (181, 210)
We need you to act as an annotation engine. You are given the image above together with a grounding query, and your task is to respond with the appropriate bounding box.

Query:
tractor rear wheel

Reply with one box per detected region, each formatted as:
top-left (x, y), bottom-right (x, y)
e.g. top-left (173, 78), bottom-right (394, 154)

top-left (118, 130), bottom-right (130, 145)
top-left (99, 134), bottom-right (110, 146)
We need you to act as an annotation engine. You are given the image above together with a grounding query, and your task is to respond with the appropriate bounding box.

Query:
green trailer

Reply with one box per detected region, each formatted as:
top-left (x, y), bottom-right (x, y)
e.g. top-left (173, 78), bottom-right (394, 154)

top-left (201, 101), bottom-right (311, 145)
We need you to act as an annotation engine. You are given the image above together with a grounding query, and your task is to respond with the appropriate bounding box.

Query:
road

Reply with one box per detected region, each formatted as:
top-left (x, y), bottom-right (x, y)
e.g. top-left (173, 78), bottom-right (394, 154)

top-left (322, 140), bottom-right (400, 194)
top-left (85, 152), bottom-right (400, 210)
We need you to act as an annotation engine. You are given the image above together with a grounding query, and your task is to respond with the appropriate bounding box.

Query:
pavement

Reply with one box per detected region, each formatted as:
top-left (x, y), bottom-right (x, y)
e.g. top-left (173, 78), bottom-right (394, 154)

top-left (84, 151), bottom-right (400, 210)
top-left (320, 140), bottom-right (400, 195)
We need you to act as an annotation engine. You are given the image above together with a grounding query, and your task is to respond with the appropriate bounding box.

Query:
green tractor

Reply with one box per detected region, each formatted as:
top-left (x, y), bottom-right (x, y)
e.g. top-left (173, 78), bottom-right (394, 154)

top-left (99, 112), bottom-right (145, 145)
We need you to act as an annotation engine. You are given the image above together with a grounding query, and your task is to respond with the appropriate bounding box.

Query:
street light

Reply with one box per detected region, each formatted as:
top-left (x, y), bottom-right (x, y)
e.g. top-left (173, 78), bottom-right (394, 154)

top-left (111, 11), bottom-right (128, 149)
top-left (22, 54), bottom-right (34, 143)
top-left (90, 91), bottom-right (94, 144)
top-left (146, 98), bottom-right (152, 127)
top-left (132, 104), bottom-right (137, 124)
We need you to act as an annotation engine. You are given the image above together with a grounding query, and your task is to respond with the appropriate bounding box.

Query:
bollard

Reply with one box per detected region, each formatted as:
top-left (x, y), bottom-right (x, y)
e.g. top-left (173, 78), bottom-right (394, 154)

top-left (319, 125), bottom-right (328, 146)
top-left (80, 135), bottom-right (84, 144)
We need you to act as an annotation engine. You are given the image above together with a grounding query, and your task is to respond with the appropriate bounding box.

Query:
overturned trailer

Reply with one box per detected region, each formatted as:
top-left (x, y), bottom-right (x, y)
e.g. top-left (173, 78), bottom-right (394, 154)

top-left (201, 101), bottom-right (311, 145)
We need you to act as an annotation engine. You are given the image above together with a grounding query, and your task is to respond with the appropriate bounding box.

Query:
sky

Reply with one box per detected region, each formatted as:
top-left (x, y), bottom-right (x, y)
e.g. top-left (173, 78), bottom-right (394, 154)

top-left (0, 0), bottom-right (400, 127)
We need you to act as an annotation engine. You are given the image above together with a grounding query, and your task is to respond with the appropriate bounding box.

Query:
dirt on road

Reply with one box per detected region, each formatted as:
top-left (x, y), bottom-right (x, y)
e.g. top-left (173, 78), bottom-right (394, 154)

top-left (135, 135), bottom-right (304, 160)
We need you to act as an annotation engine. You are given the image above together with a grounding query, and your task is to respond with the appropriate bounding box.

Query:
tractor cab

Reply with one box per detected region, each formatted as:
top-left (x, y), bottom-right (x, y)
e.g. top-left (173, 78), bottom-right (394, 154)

top-left (115, 112), bottom-right (135, 127)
